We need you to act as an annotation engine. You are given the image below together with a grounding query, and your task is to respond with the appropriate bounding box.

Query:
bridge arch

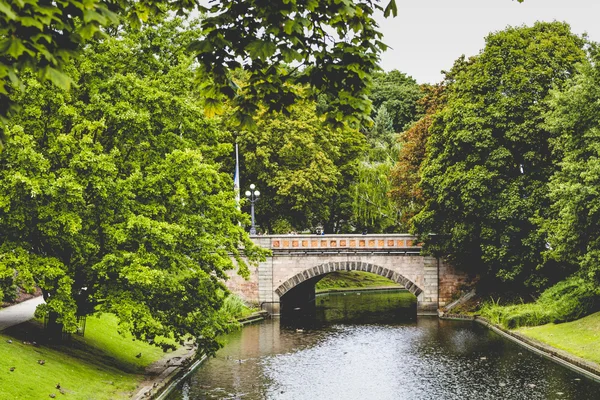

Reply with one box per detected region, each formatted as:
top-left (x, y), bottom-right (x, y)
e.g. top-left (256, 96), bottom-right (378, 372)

top-left (274, 261), bottom-right (423, 299)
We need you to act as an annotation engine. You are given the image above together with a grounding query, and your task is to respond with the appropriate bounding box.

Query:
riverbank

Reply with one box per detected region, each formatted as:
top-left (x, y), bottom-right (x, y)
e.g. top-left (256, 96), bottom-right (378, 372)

top-left (315, 270), bottom-right (401, 292)
top-left (441, 310), bottom-right (600, 382)
top-left (0, 295), bottom-right (266, 400)
top-left (0, 314), bottom-right (170, 399)
top-left (516, 312), bottom-right (600, 366)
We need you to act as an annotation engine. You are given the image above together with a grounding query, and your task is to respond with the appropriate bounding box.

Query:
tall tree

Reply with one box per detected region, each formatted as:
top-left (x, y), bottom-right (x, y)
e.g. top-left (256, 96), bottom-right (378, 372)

top-left (370, 70), bottom-right (422, 133)
top-left (389, 57), bottom-right (473, 229)
top-left (236, 102), bottom-right (365, 233)
top-left (544, 45), bottom-right (600, 286)
top-left (389, 83), bottom-right (446, 229)
top-left (412, 22), bottom-right (586, 290)
top-left (351, 102), bottom-right (402, 233)
top-left (0, 19), bottom-right (265, 353)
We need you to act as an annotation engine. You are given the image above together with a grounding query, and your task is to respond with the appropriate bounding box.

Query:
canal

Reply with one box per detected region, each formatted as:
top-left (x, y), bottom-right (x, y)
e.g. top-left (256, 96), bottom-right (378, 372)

top-left (166, 290), bottom-right (600, 400)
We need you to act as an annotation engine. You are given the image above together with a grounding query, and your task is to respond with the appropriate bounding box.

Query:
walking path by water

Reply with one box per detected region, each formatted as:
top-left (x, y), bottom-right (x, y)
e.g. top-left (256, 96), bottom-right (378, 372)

top-left (0, 296), bottom-right (44, 331)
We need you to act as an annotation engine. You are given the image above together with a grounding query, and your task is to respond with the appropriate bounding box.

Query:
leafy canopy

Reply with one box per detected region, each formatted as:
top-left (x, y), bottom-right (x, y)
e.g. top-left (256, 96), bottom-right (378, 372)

top-left (0, 0), bottom-right (400, 147)
top-left (0, 18), bottom-right (266, 353)
top-left (413, 22), bottom-right (586, 290)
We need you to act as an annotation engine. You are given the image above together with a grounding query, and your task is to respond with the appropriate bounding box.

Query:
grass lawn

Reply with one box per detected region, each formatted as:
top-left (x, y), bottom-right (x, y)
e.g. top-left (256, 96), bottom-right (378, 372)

top-left (316, 270), bottom-right (402, 292)
top-left (516, 311), bottom-right (600, 365)
top-left (0, 313), bottom-right (174, 399)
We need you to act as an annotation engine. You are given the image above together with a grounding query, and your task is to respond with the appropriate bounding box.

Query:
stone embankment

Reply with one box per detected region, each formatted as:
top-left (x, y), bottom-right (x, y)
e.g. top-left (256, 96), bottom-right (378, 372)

top-left (439, 294), bottom-right (600, 383)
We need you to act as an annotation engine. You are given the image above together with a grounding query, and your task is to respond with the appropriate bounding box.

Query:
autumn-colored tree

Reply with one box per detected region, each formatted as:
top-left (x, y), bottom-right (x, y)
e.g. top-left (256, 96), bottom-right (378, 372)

top-left (389, 83), bottom-right (446, 228)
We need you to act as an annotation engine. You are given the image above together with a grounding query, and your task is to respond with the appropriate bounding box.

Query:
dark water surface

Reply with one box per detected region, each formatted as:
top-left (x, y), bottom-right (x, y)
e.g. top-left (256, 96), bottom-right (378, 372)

top-left (167, 291), bottom-right (600, 400)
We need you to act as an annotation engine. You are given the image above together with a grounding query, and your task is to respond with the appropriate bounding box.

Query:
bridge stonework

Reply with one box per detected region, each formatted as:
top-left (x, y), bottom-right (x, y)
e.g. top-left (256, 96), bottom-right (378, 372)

top-left (225, 234), bottom-right (469, 315)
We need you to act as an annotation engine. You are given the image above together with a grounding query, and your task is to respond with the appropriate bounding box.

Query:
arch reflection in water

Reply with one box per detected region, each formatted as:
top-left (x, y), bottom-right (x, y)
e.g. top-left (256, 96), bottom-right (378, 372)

top-left (281, 289), bottom-right (417, 329)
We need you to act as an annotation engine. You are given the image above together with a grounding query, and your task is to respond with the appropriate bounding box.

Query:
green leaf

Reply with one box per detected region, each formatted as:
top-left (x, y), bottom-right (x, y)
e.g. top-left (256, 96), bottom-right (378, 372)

top-left (383, 0), bottom-right (398, 18)
top-left (19, 16), bottom-right (44, 30)
top-left (245, 40), bottom-right (277, 61)
top-left (78, 22), bottom-right (100, 40)
top-left (83, 9), bottom-right (107, 24)
top-left (2, 38), bottom-right (31, 59)
top-left (43, 66), bottom-right (72, 90)
top-left (0, 1), bottom-right (16, 19)
top-left (283, 20), bottom-right (296, 35)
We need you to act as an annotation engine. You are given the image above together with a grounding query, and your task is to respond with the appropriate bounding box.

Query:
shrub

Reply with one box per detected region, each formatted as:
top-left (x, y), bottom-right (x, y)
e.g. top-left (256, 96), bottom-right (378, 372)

top-left (222, 294), bottom-right (254, 319)
top-left (480, 276), bottom-right (599, 329)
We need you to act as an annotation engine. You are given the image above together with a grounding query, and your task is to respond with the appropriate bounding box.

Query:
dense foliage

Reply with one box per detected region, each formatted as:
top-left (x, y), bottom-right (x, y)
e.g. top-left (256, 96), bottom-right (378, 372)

top-left (369, 70), bottom-right (422, 133)
top-left (413, 22), bottom-right (586, 291)
top-left (237, 102), bottom-right (365, 234)
top-left (0, 0), bottom-right (399, 147)
top-left (0, 19), bottom-right (266, 353)
top-left (544, 45), bottom-right (600, 289)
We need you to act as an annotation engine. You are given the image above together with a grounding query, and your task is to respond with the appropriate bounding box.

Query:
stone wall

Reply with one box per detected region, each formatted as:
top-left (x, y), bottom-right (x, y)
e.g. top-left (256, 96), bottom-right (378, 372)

top-left (438, 260), bottom-right (471, 306)
top-left (224, 262), bottom-right (260, 304)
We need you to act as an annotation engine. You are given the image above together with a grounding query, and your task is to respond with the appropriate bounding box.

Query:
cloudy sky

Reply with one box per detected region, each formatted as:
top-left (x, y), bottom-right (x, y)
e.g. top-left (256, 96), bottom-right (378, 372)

top-left (374, 0), bottom-right (600, 84)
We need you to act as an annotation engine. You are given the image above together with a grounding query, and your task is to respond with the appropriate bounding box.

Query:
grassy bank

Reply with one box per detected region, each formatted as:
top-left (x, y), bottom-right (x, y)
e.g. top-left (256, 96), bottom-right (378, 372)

top-left (315, 271), bottom-right (401, 292)
top-left (0, 294), bottom-right (256, 400)
top-left (0, 314), bottom-right (171, 400)
top-left (516, 311), bottom-right (600, 365)
top-left (478, 277), bottom-right (598, 329)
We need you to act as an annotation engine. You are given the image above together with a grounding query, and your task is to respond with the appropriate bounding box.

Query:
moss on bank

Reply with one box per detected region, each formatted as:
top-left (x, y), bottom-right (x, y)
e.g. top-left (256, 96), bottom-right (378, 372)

top-left (478, 276), bottom-right (599, 329)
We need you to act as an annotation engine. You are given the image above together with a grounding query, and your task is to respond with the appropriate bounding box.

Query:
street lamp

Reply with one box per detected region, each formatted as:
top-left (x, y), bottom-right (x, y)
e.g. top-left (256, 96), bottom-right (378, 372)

top-left (245, 184), bottom-right (260, 235)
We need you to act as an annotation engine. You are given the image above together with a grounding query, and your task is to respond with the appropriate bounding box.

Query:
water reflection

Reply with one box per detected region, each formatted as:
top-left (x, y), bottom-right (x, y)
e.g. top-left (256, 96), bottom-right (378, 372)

top-left (167, 291), bottom-right (600, 400)
top-left (283, 289), bottom-right (417, 329)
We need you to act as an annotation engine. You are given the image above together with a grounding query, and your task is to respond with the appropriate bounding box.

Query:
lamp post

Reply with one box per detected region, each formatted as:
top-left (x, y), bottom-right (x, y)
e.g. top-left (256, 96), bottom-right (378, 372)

top-left (245, 184), bottom-right (260, 235)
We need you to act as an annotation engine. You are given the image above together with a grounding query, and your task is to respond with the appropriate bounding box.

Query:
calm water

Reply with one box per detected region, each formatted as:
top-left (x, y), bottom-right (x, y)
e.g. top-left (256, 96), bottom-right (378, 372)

top-left (166, 291), bottom-right (600, 400)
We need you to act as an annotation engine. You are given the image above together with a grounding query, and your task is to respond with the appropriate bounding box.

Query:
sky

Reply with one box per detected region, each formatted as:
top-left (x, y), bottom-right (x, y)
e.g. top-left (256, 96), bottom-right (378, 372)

top-left (374, 0), bottom-right (600, 84)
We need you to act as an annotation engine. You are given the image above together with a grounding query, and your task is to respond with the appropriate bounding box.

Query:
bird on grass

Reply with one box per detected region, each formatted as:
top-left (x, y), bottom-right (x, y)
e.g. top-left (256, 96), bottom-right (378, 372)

top-left (136, 353), bottom-right (142, 358)
top-left (38, 359), bottom-right (46, 365)
top-left (56, 384), bottom-right (61, 389)
top-left (9, 367), bottom-right (15, 372)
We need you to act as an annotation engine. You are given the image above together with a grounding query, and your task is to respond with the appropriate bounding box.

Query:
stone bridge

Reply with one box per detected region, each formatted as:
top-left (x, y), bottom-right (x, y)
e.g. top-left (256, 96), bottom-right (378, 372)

top-left (225, 234), bottom-right (468, 315)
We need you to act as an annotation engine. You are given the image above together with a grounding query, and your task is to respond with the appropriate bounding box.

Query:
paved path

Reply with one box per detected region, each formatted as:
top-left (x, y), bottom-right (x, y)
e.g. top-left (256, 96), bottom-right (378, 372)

top-left (0, 296), bottom-right (45, 331)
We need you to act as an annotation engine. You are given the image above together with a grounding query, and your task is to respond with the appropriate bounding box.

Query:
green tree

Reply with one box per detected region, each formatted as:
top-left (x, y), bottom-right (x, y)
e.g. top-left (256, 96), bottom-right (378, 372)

top-left (0, 19), bottom-right (265, 353)
top-left (351, 159), bottom-right (401, 233)
top-left (370, 70), bottom-right (422, 132)
top-left (351, 102), bottom-right (401, 233)
top-left (544, 45), bottom-right (600, 286)
top-left (237, 102), bottom-right (365, 233)
top-left (413, 22), bottom-right (586, 290)
top-left (1, 0), bottom-right (400, 146)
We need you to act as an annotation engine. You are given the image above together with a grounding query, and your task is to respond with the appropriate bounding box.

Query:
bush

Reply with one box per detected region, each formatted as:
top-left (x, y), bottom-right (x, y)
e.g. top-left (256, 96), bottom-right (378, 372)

top-left (222, 294), bottom-right (254, 319)
top-left (480, 276), bottom-right (599, 329)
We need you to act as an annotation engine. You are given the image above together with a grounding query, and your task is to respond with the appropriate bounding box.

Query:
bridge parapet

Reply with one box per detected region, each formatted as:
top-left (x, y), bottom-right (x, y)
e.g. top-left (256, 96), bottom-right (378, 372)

top-left (251, 234), bottom-right (421, 253)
